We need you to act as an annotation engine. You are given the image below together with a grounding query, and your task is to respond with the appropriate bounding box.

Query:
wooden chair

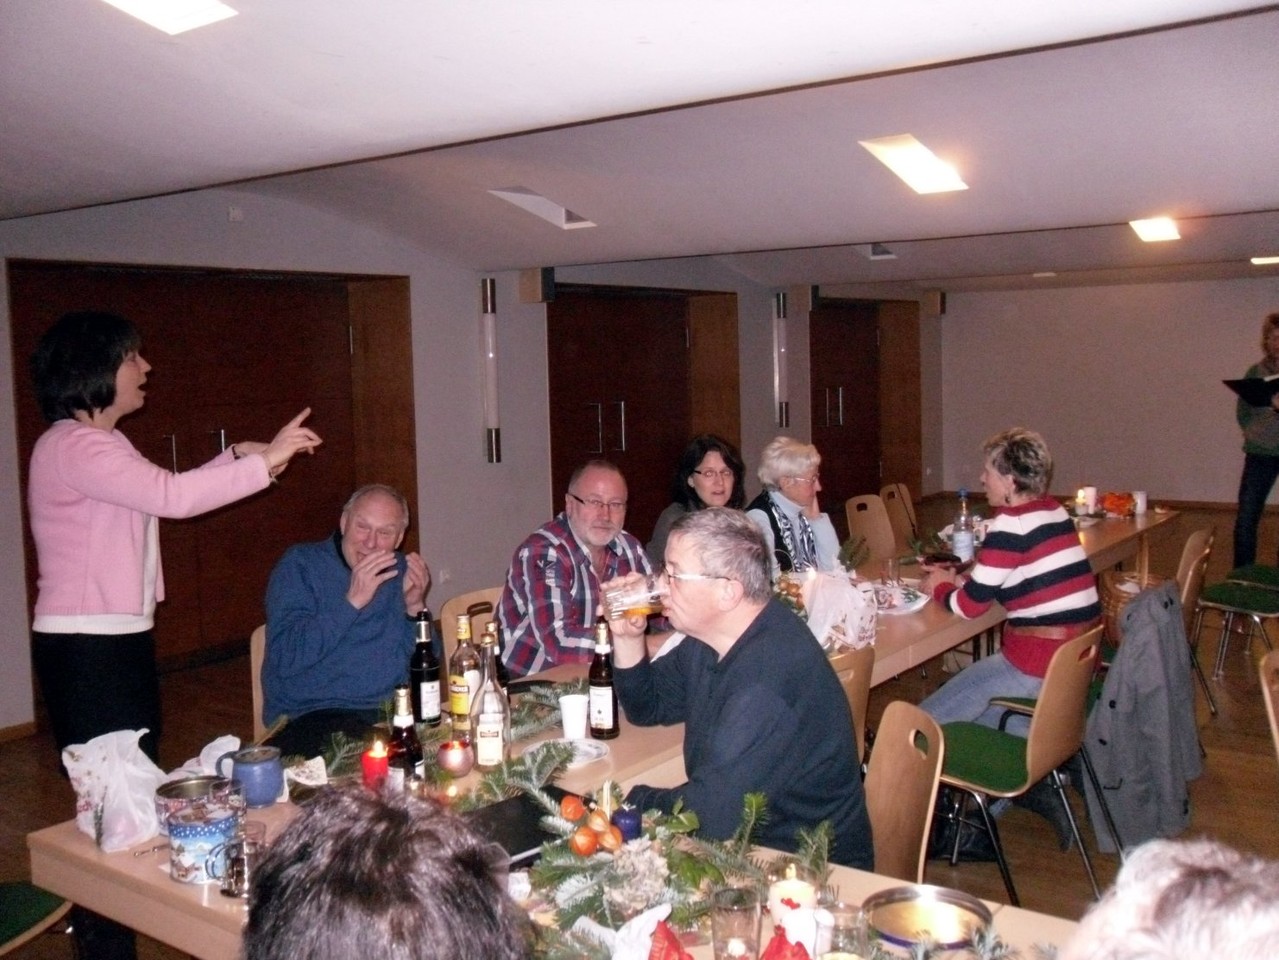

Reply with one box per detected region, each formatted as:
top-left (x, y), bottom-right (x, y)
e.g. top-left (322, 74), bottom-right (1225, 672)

top-left (938, 626), bottom-right (1103, 906)
top-left (827, 644), bottom-right (875, 765)
top-left (440, 586), bottom-right (503, 661)
top-left (864, 701), bottom-right (944, 883)
top-left (250, 624), bottom-right (267, 743)
top-left (844, 495), bottom-right (897, 566)
top-left (0, 881), bottom-right (71, 955)
top-left (1262, 649), bottom-right (1279, 775)
top-left (1172, 527), bottom-right (1216, 712)
top-left (880, 483), bottom-right (918, 555)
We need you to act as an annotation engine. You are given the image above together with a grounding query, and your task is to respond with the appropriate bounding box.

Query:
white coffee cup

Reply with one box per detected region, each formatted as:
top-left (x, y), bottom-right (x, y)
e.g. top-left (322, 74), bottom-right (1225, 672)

top-left (1133, 491), bottom-right (1148, 515)
top-left (558, 694), bottom-right (589, 740)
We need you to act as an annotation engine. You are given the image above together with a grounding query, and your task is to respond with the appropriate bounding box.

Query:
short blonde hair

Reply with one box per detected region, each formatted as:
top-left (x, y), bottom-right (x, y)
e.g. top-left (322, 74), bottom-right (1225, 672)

top-left (756, 436), bottom-right (821, 489)
top-left (981, 427), bottom-right (1053, 497)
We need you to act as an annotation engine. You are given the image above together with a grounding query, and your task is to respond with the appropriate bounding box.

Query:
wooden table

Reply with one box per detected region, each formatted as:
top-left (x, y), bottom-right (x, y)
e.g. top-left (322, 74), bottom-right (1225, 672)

top-left (1077, 509), bottom-right (1179, 580)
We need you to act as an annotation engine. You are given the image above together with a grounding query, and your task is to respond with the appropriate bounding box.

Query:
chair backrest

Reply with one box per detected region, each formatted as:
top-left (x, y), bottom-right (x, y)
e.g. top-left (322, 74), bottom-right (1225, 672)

top-left (1261, 649), bottom-right (1279, 775)
top-left (880, 483), bottom-right (918, 554)
top-left (250, 624), bottom-right (267, 744)
top-left (827, 643), bottom-right (875, 764)
top-left (439, 586), bottom-right (503, 662)
top-left (1025, 626), bottom-right (1103, 783)
top-left (1174, 526), bottom-right (1215, 633)
top-left (845, 495), bottom-right (897, 564)
top-left (864, 701), bottom-right (945, 883)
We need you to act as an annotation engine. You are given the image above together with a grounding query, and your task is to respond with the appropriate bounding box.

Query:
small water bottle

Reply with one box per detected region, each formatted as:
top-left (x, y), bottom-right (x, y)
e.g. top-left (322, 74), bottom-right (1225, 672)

top-left (952, 488), bottom-right (975, 562)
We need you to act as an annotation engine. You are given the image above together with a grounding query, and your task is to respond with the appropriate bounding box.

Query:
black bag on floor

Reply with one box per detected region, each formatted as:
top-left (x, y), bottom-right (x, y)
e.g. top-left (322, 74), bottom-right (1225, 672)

top-left (926, 786), bottom-right (999, 862)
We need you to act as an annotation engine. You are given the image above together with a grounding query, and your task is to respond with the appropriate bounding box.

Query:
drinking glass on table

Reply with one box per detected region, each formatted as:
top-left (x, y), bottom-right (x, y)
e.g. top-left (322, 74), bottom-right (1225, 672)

top-left (711, 886), bottom-right (762, 959)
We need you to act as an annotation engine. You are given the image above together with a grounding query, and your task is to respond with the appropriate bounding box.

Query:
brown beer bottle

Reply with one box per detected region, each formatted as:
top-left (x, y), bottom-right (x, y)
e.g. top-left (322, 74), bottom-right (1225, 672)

top-left (588, 618), bottom-right (620, 740)
top-left (386, 684), bottom-right (423, 792)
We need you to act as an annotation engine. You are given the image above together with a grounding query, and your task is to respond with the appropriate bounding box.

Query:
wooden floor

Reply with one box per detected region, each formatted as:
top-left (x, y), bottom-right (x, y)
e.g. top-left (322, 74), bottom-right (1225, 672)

top-left (3, 549), bottom-right (1278, 955)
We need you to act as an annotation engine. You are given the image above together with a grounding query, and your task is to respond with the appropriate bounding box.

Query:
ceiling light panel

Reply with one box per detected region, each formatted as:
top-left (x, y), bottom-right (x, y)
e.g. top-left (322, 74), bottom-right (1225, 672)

top-left (1128, 217), bottom-right (1180, 242)
top-left (489, 187), bottom-right (595, 230)
top-left (1251, 256), bottom-right (1279, 265)
top-left (100, 0), bottom-right (237, 36)
top-left (859, 134), bottom-right (968, 194)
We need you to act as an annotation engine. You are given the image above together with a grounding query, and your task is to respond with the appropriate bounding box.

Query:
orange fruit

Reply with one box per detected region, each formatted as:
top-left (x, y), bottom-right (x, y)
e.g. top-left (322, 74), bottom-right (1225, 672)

top-left (559, 794), bottom-right (587, 822)
top-left (587, 809), bottom-right (611, 834)
top-left (569, 825), bottom-right (599, 857)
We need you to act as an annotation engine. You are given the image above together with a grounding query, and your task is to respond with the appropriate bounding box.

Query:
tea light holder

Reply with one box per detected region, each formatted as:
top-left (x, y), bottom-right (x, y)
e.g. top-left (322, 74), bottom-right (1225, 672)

top-left (361, 740), bottom-right (388, 789)
top-left (767, 863), bottom-right (818, 920)
top-left (437, 740), bottom-right (475, 778)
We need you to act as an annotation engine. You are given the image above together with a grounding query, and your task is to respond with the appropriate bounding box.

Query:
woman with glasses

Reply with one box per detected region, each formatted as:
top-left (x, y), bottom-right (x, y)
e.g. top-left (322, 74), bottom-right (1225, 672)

top-left (746, 435), bottom-right (841, 580)
top-left (646, 434), bottom-right (746, 566)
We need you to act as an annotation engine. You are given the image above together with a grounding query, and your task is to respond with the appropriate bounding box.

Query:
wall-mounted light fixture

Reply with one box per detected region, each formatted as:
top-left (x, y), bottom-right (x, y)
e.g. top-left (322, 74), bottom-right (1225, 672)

top-left (480, 277), bottom-right (501, 463)
top-left (773, 291), bottom-right (790, 428)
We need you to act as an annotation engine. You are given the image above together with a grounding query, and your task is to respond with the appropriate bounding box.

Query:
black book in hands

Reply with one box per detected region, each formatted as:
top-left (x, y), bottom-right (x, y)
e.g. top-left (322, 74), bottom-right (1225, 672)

top-left (1224, 377), bottom-right (1279, 407)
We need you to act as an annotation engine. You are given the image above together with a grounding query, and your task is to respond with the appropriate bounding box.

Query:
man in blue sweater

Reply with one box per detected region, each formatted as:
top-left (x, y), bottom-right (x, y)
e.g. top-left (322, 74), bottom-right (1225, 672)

top-left (263, 484), bottom-right (435, 758)
top-left (608, 508), bottom-right (872, 868)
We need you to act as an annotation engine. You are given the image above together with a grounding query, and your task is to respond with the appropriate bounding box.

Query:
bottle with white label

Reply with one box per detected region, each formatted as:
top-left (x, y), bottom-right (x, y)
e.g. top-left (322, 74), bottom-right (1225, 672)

top-left (589, 619), bottom-right (619, 740)
top-left (469, 624), bottom-right (510, 770)
top-left (409, 610), bottom-right (442, 727)
top-left (952, 488), bottom-right (975, 563)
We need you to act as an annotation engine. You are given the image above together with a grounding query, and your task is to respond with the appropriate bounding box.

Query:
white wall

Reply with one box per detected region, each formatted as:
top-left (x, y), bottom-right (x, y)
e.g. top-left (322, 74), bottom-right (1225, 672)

top-left (938, 279), bottom-right (1279, 500)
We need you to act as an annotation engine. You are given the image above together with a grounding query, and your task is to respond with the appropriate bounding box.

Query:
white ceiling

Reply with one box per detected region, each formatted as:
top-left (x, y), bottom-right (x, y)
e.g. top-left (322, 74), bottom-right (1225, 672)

top-left (3, 1), bottom-right (1278, 290)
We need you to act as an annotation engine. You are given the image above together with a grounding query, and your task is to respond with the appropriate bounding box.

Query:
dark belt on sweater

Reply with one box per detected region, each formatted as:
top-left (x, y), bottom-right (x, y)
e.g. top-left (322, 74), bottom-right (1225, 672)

top-left (1007, 618), bottom-right (1101, 641)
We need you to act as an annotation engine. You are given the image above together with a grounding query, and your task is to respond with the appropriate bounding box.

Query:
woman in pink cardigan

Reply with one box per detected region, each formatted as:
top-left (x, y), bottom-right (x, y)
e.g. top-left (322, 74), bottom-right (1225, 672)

top-left (28, 311), bottom-right (322, 957)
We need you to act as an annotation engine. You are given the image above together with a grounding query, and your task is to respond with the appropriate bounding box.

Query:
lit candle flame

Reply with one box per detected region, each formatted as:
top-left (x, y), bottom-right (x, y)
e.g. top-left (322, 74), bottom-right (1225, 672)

top-left (369, 740), bottom-right (386, 758)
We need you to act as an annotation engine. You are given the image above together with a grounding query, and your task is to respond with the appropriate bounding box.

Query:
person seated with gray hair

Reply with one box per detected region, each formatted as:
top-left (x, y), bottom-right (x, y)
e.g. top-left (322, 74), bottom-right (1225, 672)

top-left (606, 508), bottom-right (872, 868)
top-left (1060, 838), bottom-right (1279, 960)
top-left (745, 436), bottom-right (841, 579)
top-left (244, 784), bottom-right (533, 960)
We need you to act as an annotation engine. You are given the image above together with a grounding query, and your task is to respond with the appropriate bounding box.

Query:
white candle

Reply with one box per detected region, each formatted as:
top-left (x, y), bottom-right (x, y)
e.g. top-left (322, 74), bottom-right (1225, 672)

top-left (768, 877), bottom-right (818, 918)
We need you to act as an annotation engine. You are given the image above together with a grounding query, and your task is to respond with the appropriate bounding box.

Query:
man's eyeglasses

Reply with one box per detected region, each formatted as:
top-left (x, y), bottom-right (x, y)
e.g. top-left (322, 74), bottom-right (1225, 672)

top-left (691, 468), bottom-right (734, 481)
top-left (660, 563), bottom-right (729, 584)
top-left (568, 492), bottom-right (627, 513)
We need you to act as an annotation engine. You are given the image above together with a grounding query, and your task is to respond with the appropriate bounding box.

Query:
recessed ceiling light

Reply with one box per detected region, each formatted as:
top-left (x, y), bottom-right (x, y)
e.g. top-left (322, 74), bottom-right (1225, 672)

top-left (859, 135), bottom-right (968, 194)
top-left (100, 0), bottom-right (236, 35)
top-left (489, 187), bottom-right (596, 230)
top-left (1129, 217), bottom-right (1180, 242)
top-left (1251, 256), bottom-right (1279, 265)
top-left (1032, 272), bottom-right (1057, 278)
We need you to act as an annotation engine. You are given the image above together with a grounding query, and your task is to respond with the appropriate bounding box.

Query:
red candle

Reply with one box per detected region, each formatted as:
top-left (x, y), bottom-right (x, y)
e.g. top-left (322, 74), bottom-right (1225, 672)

top-left (362, 740), bottom-right (389, 789)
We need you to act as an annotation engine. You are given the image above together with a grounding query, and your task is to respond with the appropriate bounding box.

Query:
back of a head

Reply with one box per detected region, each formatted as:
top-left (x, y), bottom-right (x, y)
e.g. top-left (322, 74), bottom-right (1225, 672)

top-left (1060, 838), bottom-right (1279, 960)
top-left (244, 785), bottom-right (532, 960)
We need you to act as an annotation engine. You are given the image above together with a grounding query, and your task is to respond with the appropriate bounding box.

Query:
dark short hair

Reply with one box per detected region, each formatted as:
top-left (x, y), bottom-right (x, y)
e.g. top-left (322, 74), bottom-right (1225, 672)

top-left (244, 785), bottom-right (533, 960)
top-left (30, 311), bottom-right (142, 423)
top-left (671, 434), bottom-right (746, 510)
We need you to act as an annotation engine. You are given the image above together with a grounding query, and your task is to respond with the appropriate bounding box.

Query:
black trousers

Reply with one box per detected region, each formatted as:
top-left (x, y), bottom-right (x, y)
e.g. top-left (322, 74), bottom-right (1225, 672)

top-left (32, 630), bottom-right (163, 960)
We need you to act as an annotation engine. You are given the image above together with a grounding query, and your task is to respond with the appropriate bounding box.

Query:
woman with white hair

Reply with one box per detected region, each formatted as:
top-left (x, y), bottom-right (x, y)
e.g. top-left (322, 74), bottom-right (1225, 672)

top-left (745, 436), bottom-right (841, 580)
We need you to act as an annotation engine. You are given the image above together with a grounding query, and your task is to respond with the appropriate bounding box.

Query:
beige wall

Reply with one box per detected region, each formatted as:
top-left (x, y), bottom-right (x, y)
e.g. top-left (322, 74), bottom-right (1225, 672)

top-left (937, 279), bottom-right (1279, 501)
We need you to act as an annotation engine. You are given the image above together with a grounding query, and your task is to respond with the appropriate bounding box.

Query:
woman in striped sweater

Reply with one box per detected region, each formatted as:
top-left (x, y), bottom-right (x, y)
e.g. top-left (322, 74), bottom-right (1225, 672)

top-left (919, 427), bottom-right (1101, 728)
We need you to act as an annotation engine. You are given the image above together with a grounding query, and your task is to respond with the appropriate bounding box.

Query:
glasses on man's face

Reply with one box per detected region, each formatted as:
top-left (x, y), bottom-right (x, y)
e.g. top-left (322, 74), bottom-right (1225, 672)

top-left (660, 563), bottom-right (728, 584)
top-left (787, 474), bottom-right (820, 485)
top-left (691, 468), bottom-right (734, 481)
top-left (568, 492), bottom-right (627, 513)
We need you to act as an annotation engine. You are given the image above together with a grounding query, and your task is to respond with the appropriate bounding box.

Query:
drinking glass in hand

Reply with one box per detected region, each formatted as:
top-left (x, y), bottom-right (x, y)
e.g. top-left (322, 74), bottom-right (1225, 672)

top-left (602, 574), bottom-right (664, 620)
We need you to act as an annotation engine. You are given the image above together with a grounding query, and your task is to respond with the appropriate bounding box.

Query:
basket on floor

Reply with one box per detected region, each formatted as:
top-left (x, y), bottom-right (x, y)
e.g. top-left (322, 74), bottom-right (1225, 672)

top-left (1099, 569), bottom-right (1167, 647)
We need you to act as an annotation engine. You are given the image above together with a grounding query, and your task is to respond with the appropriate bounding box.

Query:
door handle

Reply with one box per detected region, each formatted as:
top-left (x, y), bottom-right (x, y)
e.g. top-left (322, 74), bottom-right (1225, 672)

top-left (613, 400), bottom-right (627, 452)
top-left (835, 386), bottom-right (845, 427)
top-left (162, 434), bottom-right (178, 473)
top-left (209, 428), bottom-right (227, 453)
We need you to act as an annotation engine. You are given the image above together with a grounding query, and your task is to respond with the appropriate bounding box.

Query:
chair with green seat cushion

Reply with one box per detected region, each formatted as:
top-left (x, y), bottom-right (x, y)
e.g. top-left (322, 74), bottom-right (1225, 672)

top-left (1191, 581), bottom-right (1279, 680)
top-left (1226, 563), bottom-right (1279, 590)
top-left (0, 881), bottom-right (71, 955)
top-left (937, 627), bottom-right (1103, 907)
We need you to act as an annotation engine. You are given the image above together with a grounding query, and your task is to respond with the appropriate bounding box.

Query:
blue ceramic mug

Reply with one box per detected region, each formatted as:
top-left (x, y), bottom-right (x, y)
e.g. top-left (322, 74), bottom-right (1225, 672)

top-left (216, 745), bottom-right (284, 808)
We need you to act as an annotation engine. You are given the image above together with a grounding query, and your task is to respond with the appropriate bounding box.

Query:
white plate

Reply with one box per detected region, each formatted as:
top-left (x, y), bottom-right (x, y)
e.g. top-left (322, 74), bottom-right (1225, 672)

top-left (545, 738), bottom-right (609, 769)
top-left (876, 584), bottom-right (929, 616)
top-left (1074, 515), bottom-right (1101, 529)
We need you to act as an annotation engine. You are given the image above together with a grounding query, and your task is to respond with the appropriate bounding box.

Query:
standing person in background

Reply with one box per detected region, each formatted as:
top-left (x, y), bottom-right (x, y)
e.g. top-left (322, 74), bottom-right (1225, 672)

top-left (646, 433), bottom-right (746, 566)
top-left (1232, 311), bottom-right (1279, 568)
top-left (745, 436), bottom-right (841, 579)
top-left (263, 484), bottom-right (436, 759)
top-left (498, 460), bottom-right (653, 677)
top-left (27, 310), bottom-right (321, 960)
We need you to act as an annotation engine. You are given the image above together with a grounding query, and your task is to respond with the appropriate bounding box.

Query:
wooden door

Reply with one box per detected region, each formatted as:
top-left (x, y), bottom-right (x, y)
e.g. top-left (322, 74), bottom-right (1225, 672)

top-left (547, 288), bottom-right (692, 542)
top-left (809, 298), bottom-right (881, 541)
top-left (8, 262), bottom-right (360, 663)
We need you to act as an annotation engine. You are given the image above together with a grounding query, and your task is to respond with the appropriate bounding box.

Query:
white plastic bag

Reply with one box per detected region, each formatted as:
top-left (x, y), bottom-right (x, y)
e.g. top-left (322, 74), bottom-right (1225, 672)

top-left (62, 728), bottom-right (167, 852)
top-left (801, 572), bottom-right (877, 650)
